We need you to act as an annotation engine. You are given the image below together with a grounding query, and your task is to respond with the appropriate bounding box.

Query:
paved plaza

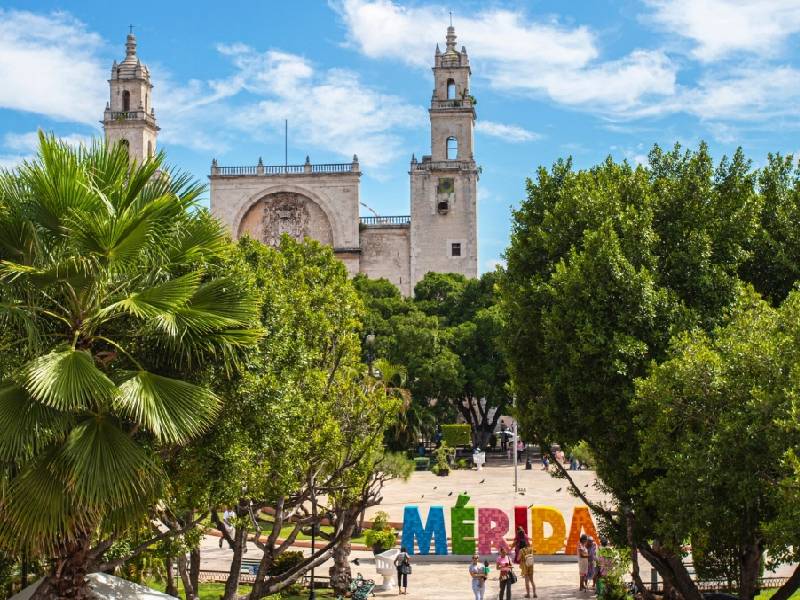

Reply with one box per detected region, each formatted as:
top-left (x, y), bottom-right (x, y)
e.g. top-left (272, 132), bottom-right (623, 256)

top-left (200, 462), bottom-right (614, 599)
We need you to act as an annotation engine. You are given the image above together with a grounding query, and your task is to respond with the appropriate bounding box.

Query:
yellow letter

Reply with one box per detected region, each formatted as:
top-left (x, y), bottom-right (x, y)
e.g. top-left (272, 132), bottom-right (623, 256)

top-left (530, 506), bottom-right (566, 555)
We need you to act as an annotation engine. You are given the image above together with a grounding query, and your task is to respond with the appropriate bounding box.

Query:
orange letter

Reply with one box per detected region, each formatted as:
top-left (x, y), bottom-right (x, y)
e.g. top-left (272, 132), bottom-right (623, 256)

top-left (565, 506), bottom-right (599, 555)
top-left (530, 506), bottom-right (566, 555)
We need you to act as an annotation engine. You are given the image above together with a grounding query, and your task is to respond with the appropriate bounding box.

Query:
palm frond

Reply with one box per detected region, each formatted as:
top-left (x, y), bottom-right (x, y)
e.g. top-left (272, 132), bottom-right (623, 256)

top-left (60, 415), bottom-right (161, 510)
top-left (0, 383), bottom-right (72, 461)
top-left (116, 371), bottom-right (220, 444)
top-left (0, 447), bottom-right (83, 554)
top-left (100, 271), bottom-right (201, 319)
top-left (23, 348), bottom-right (118, 411)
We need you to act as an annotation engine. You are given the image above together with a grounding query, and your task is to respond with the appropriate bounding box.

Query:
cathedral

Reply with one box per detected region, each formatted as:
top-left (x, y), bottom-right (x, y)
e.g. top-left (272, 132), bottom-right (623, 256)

top-left (103, 26), bottom-right (478, 296)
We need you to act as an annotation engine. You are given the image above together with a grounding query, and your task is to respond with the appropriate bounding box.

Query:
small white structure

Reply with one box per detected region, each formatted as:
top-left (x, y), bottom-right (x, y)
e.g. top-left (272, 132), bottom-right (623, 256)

top-left (12, 572), bottom-right (177, 600)
top-left (473, 450), bottom-right (486, 471)
top-left (375, 548), bottom-right (401, 590)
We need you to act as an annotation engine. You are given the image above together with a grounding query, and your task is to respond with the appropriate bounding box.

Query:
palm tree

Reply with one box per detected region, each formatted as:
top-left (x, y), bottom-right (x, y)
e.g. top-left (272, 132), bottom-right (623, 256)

top-left (0, 133), bottom-right (261, 598)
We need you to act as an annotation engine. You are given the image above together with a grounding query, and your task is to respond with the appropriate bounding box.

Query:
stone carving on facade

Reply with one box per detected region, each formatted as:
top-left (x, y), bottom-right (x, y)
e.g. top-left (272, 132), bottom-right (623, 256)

top-left (261, 193), bottom-right (309, 247)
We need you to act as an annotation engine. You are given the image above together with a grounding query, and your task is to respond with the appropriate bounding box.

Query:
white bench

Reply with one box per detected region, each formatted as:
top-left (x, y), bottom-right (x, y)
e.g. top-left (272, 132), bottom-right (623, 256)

top-left (375, 548), bottom-right (400, 590)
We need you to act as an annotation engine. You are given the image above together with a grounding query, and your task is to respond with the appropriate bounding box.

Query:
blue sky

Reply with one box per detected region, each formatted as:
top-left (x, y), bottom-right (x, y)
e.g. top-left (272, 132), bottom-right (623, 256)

top-left (2, 1), bottom-right (800, 272)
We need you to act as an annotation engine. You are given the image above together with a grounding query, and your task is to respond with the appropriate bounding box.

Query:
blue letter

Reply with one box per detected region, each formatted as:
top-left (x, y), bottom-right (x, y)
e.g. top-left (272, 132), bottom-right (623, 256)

top-left (401, 505), bottom-right (448, 555)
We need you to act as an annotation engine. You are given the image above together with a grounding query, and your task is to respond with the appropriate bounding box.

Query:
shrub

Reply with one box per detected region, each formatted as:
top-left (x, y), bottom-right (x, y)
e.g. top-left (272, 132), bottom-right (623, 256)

top-left (270, 550), bottom-right (305, 576)
top-left (570, 440), bottom-right (595, 468)
top-left (456, 458), bottom-right (469, 470)
top-left (441, 424), bottom-right (471, 448)
top-left (365, 512), bottom-right (396, 552)
top-left (364, 528), bottom-right (397, 552)
top-left (433, 443), bottom-right (454, 474)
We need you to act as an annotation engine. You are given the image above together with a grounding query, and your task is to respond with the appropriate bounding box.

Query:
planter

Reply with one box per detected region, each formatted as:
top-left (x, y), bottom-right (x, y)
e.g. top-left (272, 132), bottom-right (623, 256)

top-left (437, 469), bottom-right (450, 477)
top-left (414, 457), bottom-right (430, 471)
top-left (372, 544), bottom-right (387, 555)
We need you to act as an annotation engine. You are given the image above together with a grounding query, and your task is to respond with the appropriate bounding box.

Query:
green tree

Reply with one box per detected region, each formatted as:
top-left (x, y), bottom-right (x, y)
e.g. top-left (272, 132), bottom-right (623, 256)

top-left (354, 272), bottom-right (510, 448)
top-left (0, 134), bottom-right (260, 599)
top-left (634, 288), bottom-right (800, 600)
top-left (167, 237), bottom-right (400, 600)
top-left (501, 143), bottom-right (776, 599)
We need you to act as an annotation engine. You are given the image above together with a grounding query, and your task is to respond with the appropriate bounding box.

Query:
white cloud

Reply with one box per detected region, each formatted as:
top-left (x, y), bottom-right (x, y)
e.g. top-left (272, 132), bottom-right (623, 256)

top-left (0, 154), bottom-right (29, 170)
top-left (3, 130), bottom-right (93, 152)
top-left (334, 0), bottom-right (677, 116)
top-left (0, 10), bottom-right (106, 124)
top-left (476, 121), bottom-right (540, 142)
top-left (335, 0), bottom-right (597, 69)
top-left (159, 44), bottom-right (427, 167)
top-left (645, 0), bottom-right (800, 62)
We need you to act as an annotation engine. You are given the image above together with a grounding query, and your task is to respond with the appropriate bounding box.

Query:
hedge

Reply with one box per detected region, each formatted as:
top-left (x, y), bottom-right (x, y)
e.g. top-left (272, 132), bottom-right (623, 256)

top-left (441, 424), bottom-right (471, 447)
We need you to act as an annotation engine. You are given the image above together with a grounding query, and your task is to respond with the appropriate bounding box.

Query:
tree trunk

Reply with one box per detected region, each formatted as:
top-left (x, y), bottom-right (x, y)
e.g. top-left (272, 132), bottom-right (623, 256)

top-left (638, 542), bottom-right (704, 600)
top-left (176, 554), bottom-right (196, 600)
top-left (31, 536), bottom-right (93, 600)
top-left (189, 547), bottom-right (200, 595)
top-left (165, 557), bottom-right (178, 598)
top-left (738, 542), bottom-right (762, 600)
top-left (771, 562), bottom-right (800, 600)
top-left (222, 522), bottom-right (247, 600)
top-left (331, 517), bottom-right (356, 595)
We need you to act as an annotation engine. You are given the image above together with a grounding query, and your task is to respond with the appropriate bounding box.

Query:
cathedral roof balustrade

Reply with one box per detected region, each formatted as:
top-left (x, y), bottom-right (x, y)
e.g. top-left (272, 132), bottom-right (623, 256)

top-left (431, 98), bottom-right (473, 110)
top-left (411, 159), bottom-right (475, 172)
top-left (359, 215), bottom-right (411, 226)
top-left (211, 161), bottom-right (357, 176)
top-left (105, 110), bottom-right (157, 126)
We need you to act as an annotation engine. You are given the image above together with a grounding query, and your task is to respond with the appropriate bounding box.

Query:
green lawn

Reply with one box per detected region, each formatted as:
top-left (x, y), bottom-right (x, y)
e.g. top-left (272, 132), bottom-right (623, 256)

top-left (757, 589), bottom-right (800, 600)
top-left (147, 578), bottom-right (338, 600)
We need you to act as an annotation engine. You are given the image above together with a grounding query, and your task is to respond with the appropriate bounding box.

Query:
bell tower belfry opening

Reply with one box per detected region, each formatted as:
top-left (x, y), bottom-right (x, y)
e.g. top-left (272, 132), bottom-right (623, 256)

top-left (409, 24), bottom-right (479, 286)
top-left (102, 30), bottom-right (159, 163)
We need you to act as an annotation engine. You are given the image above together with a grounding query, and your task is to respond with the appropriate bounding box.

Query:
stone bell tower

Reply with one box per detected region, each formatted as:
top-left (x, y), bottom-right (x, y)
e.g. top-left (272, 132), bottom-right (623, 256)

top-left (103, 30), bottom-right (159, 162)
top-left (409, 24), bottom-right (479, 287)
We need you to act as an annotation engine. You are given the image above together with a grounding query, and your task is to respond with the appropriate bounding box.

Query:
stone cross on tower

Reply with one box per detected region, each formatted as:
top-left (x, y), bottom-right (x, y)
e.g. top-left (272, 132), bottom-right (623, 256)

top-left (102, 30), bottom-right (159, 163)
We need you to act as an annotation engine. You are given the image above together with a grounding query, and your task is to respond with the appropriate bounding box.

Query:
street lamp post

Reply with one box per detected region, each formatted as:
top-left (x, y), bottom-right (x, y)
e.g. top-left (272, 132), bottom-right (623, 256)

top-left (309, 479), bottom-right (317, 600)
top-left (512, 397), bottom-right (518, 494)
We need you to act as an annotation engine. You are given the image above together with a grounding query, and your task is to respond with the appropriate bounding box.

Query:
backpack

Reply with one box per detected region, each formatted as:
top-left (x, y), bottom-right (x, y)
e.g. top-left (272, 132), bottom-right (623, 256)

top-left (525, 553), bottom-right (535, 568)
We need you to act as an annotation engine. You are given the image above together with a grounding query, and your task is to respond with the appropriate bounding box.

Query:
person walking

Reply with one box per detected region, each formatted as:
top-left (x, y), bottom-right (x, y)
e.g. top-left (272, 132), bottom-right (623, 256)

top-left (578, 534), bottom-right (589, 591)
top-left (394, 546), bottom-right (412, 595)
top-left (519, 543), bottom-right (537, 599)
top-left (497, 546), bottom-right (514, 600)
top-left (500, 420), bottom-right (508, 453)
top-left (586, 536), bottom-right (597, 592)
top-left (469, 554), bottom-right (487, 600)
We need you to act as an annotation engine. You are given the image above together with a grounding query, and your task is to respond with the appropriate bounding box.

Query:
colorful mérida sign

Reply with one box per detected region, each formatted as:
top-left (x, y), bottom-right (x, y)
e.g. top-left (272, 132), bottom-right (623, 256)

top-left (400, 494), bottom-right (598, 555)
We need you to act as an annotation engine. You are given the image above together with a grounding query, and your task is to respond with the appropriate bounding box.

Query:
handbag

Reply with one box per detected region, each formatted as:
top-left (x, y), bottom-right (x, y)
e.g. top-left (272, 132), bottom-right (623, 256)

top-left (400, 557), bottom-right (412, 575)
top-left (509, 570), bottom-right (517, 584)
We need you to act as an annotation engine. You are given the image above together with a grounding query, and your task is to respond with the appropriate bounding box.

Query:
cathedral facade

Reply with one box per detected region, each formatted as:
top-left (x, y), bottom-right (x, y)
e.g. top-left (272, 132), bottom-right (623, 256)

top-left (103, 27), bottom-right (478, 296)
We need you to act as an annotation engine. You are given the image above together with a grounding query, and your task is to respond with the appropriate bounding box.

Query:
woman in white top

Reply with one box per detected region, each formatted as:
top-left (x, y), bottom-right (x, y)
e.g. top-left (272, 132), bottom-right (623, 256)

top-left (468, 554), bottom-right (487, 600)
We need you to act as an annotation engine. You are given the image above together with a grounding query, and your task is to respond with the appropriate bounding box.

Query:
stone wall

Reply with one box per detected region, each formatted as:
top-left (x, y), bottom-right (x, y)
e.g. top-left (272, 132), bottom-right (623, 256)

top-left (360, 226), bottom-right (412, 296)
top-left (409, 166), bottom-right (478, 287)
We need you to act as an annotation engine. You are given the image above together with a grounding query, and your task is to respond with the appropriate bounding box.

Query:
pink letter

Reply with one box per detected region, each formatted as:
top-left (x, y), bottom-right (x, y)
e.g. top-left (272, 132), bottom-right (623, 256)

top-left (478, 508), bottom-right (511, 554)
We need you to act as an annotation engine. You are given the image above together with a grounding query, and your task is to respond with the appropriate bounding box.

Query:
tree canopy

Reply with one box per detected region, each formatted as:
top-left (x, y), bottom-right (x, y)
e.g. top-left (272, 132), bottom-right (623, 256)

top-left (502, 143), bottom-right (800, 600)
top-left (0, 134), bottom-right (261, 598)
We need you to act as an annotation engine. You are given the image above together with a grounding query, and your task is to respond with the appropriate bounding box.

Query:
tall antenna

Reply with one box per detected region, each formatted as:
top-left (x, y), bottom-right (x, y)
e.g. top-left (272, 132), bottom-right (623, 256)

top-left (129, 24), bottom-right (135, 34)
top-left (284, 119), bottom-right (288, 168)
top-left (449, 11), bottom-right (452, 26)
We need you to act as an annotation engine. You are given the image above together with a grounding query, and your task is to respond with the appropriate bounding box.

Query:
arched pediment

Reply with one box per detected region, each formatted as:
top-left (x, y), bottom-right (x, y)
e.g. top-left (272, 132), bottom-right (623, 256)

top-left (236, 188), bottom-right (335, 248)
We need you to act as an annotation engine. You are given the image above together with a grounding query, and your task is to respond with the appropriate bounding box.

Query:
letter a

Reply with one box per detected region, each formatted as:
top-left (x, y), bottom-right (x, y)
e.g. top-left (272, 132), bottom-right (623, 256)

top-left (565, 506), bottom-right (599, 555)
